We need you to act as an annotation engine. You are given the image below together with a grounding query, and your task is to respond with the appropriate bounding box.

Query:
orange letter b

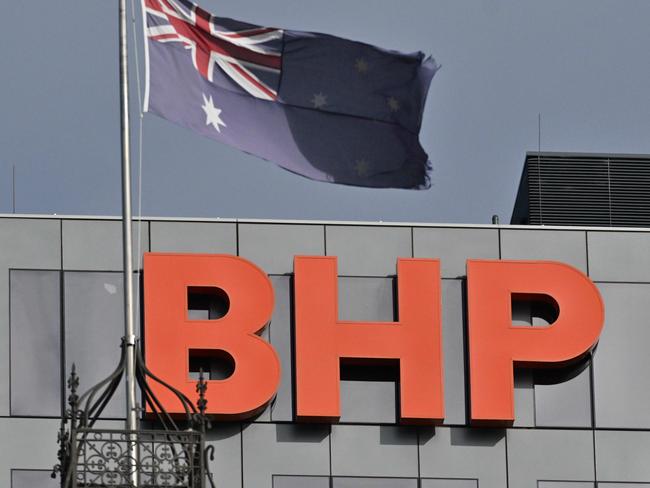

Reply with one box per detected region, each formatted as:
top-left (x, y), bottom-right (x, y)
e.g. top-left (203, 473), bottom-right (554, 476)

top-left (144, 253), bottom-right (280, 419)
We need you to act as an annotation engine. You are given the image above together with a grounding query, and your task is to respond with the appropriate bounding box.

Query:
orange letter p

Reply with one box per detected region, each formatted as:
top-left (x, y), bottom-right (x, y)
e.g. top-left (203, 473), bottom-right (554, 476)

top-left (467, 260), bottom-right (604, 424)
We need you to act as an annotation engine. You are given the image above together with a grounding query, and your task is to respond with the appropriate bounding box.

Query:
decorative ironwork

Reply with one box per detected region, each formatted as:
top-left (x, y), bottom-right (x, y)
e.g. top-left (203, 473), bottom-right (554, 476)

top-left (52, 338), bottom-right (216, 488)
top-left (72, 429), bottom-right (202, 487)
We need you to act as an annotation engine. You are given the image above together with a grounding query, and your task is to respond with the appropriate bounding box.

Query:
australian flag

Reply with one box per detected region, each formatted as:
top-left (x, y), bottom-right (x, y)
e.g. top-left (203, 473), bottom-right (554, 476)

top-left (143, 0), bottom-right (439, 189)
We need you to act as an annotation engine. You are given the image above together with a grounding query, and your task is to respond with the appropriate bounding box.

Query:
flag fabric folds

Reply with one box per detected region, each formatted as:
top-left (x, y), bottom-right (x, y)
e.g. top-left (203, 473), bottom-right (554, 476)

top-left (143, 0), bottom-right (439, 189)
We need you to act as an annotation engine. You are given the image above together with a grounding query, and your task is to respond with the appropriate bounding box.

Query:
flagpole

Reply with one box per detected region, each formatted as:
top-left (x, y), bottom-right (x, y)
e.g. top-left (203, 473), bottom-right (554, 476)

top-left (119, 0), bottom-right (139, 485)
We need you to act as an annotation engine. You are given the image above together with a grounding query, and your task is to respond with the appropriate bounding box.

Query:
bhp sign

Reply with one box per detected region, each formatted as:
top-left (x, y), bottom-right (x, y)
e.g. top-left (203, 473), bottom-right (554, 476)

top-left (143, 253), bottom-right (604, 425)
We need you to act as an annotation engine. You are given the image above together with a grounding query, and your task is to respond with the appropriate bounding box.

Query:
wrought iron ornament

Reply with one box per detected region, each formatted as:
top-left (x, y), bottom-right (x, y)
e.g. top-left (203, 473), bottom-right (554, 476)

top-left (52, 338), bottom-right (215, 488)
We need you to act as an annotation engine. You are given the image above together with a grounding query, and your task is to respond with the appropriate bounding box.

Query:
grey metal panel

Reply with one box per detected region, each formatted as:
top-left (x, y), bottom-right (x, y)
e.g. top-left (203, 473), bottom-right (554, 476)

top-left (269, 276), bottom-right (293, 422)
top-left (62, 220), bottom-right (149, 270)
top-left (534, 365), bottom-right (592, 428)
top-left (338, 277), bottom-right (394, 321)
top-left (206, 423), bottom-right (242, 488)
top-left (593, 283), bottom-right (650, 428)
top-left (421, 480), bottom-right (477, 488)
top-left (331, 425), bottom-right (418, 477)
top-left (253, 305), bottom-right (272, 421)
top-left (149, 221), bottom-right (237, 253)
top-left (510, 298), bottom-right (535, 427)
top-left (500, 229), bottom-right (588, 273)
top-left (513, 370), bottom-right (535, 427)
top-left (507, 429), bottom-right (594, 487)
top-left (595, 431), bottom-right (650, 482)
top-left (419, 427), bottom-right (506, 488)
top-left (10, 270), bottom-right (60, 417)
top-left (337, 277), bottom-right (398, 423)
top-left (64, 272), bottom-right (136, 418)
top-left (11, 470), bottom-right (58, 488)
top-left (239, 223), bottom-right (324, 274)
top-left (0, 218), bottom-right (61, 416)
top-left (0, 418), bottom-right (60, 487)
top-left (587, 232), bottom-right (650, 282)
top-left (333, 478), bottom-right (417, 488)
top-left (441, 280), bottom-right (466, 425)
top-left (326, 226), bottom-right (412, 276)
top-left (336, 277), bottom-right (397, 423)
top-left (339, 381), bottom-right (396, 424)
top-left (274, 476), bottom-right (330, 488)
top-left (241, 423), bottom-right (330, 488)
top-left (412, 227), bottom-right (499, 278)
top-left (598, 484), bottom-right (650, 487)
top-left (509, 299), bottom-right (541, 427)
top-left (538, 483), bottom-right (594, 488)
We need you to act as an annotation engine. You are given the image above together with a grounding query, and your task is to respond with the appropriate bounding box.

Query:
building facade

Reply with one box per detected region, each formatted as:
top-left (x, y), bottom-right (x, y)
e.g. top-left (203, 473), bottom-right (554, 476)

top-left (2, 215), bottom-right (650, 487)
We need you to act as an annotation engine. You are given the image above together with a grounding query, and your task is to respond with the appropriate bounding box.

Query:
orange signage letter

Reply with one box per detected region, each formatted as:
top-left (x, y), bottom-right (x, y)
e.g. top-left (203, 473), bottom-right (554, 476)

top-left (144, 253), bottom-right (280, 419)
top-left (467, 260), bottom-right (604, 424)
top-left (294, 256), bottom-right (444, 423)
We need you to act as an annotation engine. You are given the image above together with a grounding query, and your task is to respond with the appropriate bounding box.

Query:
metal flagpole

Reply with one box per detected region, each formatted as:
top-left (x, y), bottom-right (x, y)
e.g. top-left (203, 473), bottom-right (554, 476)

top-left (119, 0), bottom-right (139, 485)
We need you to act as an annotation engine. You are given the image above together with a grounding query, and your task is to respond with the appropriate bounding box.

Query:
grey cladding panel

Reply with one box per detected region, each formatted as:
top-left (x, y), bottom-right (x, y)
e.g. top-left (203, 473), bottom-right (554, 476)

top-left (64, 272), bottom-right (138, 418)
top-left (339, 380), bottom-right (396, 424)
top-left (534, 365), bottom-right (592, 428)
top-left (333, 478), bottom-right (417, 488)
top-left (538, 483), bottom-right (594, 488)
top-left (441, 280), bottom-right (466, 425)
top-left (513, 370), bottom-right (535, 427)
top-left (506, 429), bottom-right (594, 487)
top-left (598, 485), bottom-right (650, 487)
top-left (500, 229), bottom-right (587, 272)
top-left (0, 418), bottom-right (60, 487)
top-left (269, 276), bottom-right (293, 422)
top-left (413, 227), bottom-right (499, 278)
top-left (0, 219), bottom-right (61, 270)
top-left (337, 278), bottom-right (398, 423)
top-left (239, 223), bottom-right (324, 274)
top-left (338, 277), bottom-right (394, 322)
top-left (206, 424), bottom-right (242, 488)
top-left (587, 232), bottom-right (650, 282)
top-left (274, 476), bottom-right (330, 488)
top-left (595, 430), bottom-right (650, 482)
top-left (242, 423), bottom-right (330, 488)
top-left (12, 470), bottom-right (58, 488)
top-left (63, 220), bottom-right (149, 270)
top-left (0, 218), bottom-right (61, 416)
top-left (419, 427), bottom-right (506, 488)
top-left (593, 283), bottom-right (650, 428)
top-left (149, 221), bottom-right (237, 253)
top-left (331, 425), bottom-right (418, 477)
top-left (326, 226), bottom-right (412, 276)
top-left (421, 480), bottom-right (477, 488)
top-left (10, 270), bottom-right (61, 417)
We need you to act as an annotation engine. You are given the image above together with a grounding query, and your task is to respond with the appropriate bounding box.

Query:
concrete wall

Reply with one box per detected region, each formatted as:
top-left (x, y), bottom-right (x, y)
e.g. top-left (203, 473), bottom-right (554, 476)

top-left (2, 216), bottom-right (650, 488)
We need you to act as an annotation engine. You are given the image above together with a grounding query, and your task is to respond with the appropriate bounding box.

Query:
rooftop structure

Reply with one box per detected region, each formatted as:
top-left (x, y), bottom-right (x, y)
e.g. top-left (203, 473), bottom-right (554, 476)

top-left (511, 152), bottom-right (650, 227)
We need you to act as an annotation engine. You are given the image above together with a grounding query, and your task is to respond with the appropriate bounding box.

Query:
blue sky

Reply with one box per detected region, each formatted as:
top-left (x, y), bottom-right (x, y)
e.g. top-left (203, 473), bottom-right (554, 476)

top-left (2, 0), bottom-right (649, 223)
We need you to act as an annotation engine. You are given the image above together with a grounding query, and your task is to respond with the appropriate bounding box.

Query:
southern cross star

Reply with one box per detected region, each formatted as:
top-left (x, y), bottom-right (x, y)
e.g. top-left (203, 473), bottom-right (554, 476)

top-left (355, 58), bottom-right (369, 74)
top-left (201, 93), bottom-right (227, 133)
top-left (387, 96), bottom-right (401, 112)
top-left (311, 92), bottom-right (328, 109)
top-left (354, 158), bottom-right (371, 177)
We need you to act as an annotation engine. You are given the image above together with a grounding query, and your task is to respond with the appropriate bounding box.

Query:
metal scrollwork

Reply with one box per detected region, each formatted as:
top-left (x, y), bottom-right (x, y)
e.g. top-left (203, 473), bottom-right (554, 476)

top-left (52, 338), bottom-right (215, 487)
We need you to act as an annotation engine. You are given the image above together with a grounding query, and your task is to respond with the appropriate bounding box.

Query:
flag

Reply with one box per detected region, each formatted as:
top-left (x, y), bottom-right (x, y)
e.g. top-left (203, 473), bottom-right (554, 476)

top-left (142, 0), bottom-right (439, 189)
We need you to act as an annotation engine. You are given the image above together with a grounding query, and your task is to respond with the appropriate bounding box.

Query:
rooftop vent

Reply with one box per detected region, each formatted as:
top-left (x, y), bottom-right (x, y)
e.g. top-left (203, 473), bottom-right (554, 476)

top-left (511, 152), bottom-right (650, 227)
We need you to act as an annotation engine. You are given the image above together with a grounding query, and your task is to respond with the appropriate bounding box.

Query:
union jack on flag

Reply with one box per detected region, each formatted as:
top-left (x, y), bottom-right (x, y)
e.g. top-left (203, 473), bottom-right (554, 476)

top-left (144, 0), bottom-right (283, 101)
